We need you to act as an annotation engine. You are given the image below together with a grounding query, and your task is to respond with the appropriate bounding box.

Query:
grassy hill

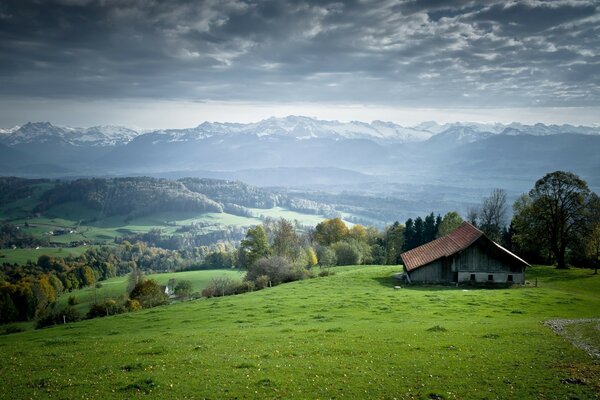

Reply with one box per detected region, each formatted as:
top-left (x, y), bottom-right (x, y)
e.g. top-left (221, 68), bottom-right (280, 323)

top-left (1, 265), bottom-right (599, 398)
top-left (56, 269), bottom-right (245, 315)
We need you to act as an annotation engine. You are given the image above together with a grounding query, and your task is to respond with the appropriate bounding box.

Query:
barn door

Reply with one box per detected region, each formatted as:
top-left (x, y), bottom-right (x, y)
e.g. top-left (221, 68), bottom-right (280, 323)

top-left (441, 258), bottom-right (452, 281)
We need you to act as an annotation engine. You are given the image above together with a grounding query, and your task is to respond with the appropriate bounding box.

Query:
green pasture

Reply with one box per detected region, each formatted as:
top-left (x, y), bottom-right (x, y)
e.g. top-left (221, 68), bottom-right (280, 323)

top-left (1, 265), bottom-right (599, 399)
top-left (56, 269), bottom-right (245, 314)
top-left (0, 246), bottom-right (90, 265)
top-left (248, 206), bottom-right (331, 226)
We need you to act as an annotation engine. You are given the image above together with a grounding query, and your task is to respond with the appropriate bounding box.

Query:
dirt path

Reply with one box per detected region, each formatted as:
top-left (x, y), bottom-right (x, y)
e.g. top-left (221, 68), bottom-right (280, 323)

top-left (544, 318), bottom-right (600, 359)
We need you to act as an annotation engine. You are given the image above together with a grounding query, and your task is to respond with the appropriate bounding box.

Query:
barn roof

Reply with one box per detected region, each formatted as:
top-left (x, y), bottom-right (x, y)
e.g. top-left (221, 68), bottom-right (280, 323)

top-left (400, 222), bottom-right (528, 272)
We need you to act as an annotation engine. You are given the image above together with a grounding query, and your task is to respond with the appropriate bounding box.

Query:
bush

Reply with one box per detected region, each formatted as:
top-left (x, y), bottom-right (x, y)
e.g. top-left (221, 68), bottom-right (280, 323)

top-left (318, 269), bottom-right (336, 277)
top-left (254, 275), bottom-right (270, 290)
top-left (331, 241), bottom-right (361, 265)
top-left (246, 256), bottom-right (293, 285)
top-left (174, 280), bottom-right (193, 300)
top-left (2, 326), bottom-right (25, 335)
top-left (130, 279), bottom-right (168, 308)
top-left (87, 300), bottom-right (126, 319)
top-left (316, 246), bottom-right (337, 267)
top-left (125, 299), bottom-right (142, 312)
top-left (95, 282), bottom-right (103, 289)
top-left (67, 296), bottom-right (79, 306)
top-left (201, 276), bottom-right (240, 298)
top-left (36, 306), bottom-right (81, 329)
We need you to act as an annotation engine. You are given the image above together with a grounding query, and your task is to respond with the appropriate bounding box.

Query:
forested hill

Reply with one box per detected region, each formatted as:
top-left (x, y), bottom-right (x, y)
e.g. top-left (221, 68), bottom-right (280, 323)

top-left (36, 177), bottom-right (224, 218)
top-left (1, 176), bottom-right (336, 221)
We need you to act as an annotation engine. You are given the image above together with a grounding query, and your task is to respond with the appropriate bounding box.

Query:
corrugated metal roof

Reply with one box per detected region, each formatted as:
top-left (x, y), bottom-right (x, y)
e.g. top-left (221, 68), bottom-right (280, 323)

top-left (399, 221), bottom-right (529, 272)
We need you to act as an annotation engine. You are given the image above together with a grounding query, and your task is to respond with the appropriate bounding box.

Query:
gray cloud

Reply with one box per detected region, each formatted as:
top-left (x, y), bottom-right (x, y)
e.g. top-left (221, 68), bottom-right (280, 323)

top-left (0, 0), bottom-right (598, 109)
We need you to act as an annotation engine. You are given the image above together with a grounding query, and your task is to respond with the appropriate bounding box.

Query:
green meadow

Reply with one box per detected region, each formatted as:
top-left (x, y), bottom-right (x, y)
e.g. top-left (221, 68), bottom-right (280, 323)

top-left (0, 246), bottom-right (90, 265)
top-left (1, 265), bottom-right (599, 399)
top-left (56, 269), bottom-right (246, 315)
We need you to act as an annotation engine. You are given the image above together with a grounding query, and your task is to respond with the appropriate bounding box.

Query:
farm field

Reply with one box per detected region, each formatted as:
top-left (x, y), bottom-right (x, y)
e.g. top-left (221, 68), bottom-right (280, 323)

top-left (0, 246), bottom-right (90, 266)
top-left (0, 265), bottom-right (599, 399)
top-left (56, 269), bottom-right (246, 315)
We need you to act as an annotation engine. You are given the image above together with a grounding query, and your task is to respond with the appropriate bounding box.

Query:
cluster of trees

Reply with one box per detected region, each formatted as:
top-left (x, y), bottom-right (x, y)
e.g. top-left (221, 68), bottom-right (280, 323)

top-left (0, 222), bottom-right (49, 249)
top-left (120, 225), bottom-right (246, 251)
top-left (0, 241), bottom-right (182, 324)
top-left (510, 171), bottom-right (600, 270)
top-left (36, 177), bottom-right (223, 220)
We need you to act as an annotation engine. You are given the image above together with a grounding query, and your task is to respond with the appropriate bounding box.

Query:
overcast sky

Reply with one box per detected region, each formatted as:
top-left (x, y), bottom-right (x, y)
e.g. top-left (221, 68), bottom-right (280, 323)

top-left (1, 0), bottom-right (599, 128)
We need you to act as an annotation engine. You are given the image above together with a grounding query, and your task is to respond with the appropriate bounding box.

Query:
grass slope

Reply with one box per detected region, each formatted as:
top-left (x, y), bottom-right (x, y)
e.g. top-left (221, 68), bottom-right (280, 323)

top-left (57, 269), bottom-right (245, 314)
top-left (0, 246), bottom-right (90, 265)
top-left (1, 266), bottom-right (599, 399)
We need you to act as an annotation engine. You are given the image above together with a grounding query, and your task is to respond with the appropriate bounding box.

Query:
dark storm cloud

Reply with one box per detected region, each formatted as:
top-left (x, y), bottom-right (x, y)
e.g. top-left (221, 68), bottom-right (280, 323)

top-left (0, 0), bottom-right (598, 107)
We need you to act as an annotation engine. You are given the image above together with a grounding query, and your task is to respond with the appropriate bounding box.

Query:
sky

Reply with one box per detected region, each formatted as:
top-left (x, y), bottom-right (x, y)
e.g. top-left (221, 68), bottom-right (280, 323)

top-left (0, 0), bottom-right (599, 129)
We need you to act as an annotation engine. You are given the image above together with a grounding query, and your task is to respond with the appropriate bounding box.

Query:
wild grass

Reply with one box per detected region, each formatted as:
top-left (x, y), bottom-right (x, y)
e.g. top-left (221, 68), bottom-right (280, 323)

top-left (0, 265), bottom-right (598, 398)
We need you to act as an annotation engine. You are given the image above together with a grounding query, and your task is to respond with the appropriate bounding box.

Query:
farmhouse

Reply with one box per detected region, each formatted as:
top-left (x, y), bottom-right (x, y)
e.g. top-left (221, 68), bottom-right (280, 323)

top-left (400, 222), bottom-right (528, 284)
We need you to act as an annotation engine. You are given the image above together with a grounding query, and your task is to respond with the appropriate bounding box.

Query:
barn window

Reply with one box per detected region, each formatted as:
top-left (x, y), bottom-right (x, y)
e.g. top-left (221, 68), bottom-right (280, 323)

top-left (507, 274), bottom-right (513, 282)
top-left (488, 274), bottom-right (493, 281)
top-left (470, 274), bottom-right (475, 281)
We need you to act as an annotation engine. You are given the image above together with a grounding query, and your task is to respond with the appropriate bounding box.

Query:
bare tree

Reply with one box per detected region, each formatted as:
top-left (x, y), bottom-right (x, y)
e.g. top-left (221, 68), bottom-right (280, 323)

top-left (479, 188), bottom-right (507, 241)
top-left (466, 207), bottom-right (479, 227)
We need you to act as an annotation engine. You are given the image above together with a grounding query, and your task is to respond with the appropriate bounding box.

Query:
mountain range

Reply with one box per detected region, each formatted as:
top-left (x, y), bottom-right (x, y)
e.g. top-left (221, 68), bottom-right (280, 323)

top-left (1, 116), bottom-right (599, 195)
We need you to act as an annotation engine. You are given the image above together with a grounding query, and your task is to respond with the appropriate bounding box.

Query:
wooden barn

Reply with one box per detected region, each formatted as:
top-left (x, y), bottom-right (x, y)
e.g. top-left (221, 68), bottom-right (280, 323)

top-left (400, 222), bottom-right (528, 284)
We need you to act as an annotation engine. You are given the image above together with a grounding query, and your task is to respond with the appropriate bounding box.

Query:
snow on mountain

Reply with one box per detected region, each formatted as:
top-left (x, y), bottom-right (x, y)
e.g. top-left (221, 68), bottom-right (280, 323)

top-left (148, 115), bottom-right (435, 144)
top-left (0, 122), bottom-right (139, 147)
top-left (1, 117), bottom-right (599, 148)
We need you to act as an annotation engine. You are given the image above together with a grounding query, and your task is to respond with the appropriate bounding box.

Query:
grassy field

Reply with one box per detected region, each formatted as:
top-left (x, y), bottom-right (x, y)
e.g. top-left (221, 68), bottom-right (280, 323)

top-left (1, 265), bottom-right (599, 399)
top-left (0, 246), bottom-right (91, 265)
top-left (56, 269), bottom-right (246, 314)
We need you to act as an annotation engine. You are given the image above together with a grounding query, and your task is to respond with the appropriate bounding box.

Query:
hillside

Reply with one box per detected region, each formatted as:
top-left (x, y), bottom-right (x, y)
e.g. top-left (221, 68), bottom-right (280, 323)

top-left (0, 265), bottom-right (598, 398)
top-left (0, 177), bottom-right (343, 264)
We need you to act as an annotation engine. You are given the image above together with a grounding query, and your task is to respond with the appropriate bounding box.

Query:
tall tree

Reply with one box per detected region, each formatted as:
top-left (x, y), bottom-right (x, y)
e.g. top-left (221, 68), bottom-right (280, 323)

top-left (403, 218), bottom-right (415, 251)
top-left (240, 225), bottom-right (271, 267)
top-left (313, 218), bottom-right (349, 246)
top-left (437, 211), bottom-right (464, 237)
top-left (479, 188), bottom-right (507, 241)
top-left (513, 171), bottom-right (593, 269)
top-left (423, 213), bottom-right (437, 243)
top-left (414, 217), bottom-right (424, 247)
top-left (385, 222), bottom-right (404, 264)
top-left (271, 219), bottom-right (301, 261)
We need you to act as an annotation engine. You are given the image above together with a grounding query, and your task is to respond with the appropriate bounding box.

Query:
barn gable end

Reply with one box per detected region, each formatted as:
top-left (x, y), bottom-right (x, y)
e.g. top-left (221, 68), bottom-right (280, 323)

top-left (400, 222), bottom-right (529, 284)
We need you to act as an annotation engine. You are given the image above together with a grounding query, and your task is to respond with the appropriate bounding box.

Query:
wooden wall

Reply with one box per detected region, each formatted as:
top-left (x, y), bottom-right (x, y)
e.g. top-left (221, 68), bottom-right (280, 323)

top-left (408, 238), bottom-right (526, 283)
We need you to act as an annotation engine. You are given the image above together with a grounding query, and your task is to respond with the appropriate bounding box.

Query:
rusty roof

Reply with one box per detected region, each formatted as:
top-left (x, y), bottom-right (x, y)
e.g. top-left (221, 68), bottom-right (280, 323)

top-left (400, 222), bottom-right (487, 271)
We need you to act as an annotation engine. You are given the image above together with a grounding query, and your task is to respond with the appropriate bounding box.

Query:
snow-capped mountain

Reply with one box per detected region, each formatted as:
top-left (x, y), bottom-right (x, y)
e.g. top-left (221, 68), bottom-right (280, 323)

top-left (1, 117), bottom-right (599, 148)
top-left (148, 116), bottom-right (434, 144)
top-left (1, 116), bottom-right (598, 193)
top-left (0, 122), bottom-right (138, 147)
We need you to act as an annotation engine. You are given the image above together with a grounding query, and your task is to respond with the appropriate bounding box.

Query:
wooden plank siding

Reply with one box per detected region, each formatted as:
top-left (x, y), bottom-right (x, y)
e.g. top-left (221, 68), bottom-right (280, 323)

top-left (407, 238), bottom-right (525, 284)
top-left (401, 222), bottom-right (528, 284)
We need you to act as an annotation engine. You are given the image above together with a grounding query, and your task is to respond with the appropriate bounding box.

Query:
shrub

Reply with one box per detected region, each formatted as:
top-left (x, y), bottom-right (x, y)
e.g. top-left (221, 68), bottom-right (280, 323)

top-left (95, 282), bottom-right (103, 288)
top-left (201, 276), bottom-right (240, 298)
top-left (318, 269), bottom-right (336, 277)
top-left (174, 280), bottom-right (193, 300)
top-left (36, 306), bottom-right (81, 329)
top-left (246, 256), bottom-right (293, 285)
top-left (331, 241), bottom-right (361, 265)
top-left (67, 296), bottom-right (79, 306)
top-left (316, 246), bottom-right (337, 267)
top-left (254, 275), bottom-right (270, 290)
top-left (125, 299), bottom-right (142, 312)
top-left (87, 300), bottom-right (126, 319)
top-left (2, 326), bottom-right (25, 335)
top-left (129, 279), bottom-right (168, 308)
